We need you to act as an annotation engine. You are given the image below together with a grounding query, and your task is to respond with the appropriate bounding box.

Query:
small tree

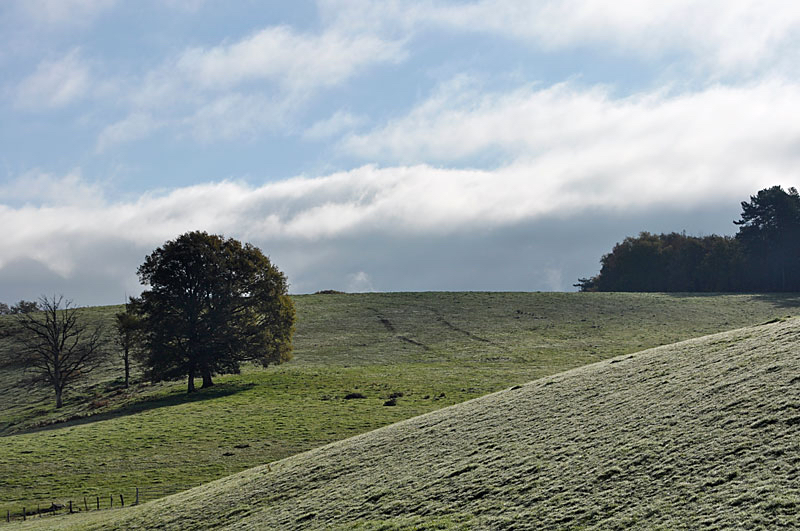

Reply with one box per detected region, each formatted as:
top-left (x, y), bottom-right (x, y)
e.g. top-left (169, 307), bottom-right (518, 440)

top-left (114, 304), bottom-right (142, 388)
top-left (135, 231), bottom-right (295, 392)
top-left (15, 295), bottom-right (105, 408)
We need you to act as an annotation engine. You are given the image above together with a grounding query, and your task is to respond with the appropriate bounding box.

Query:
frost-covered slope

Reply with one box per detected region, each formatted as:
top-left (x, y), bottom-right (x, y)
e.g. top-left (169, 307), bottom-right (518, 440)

top-left (17, 318), bottom-right (800, 530)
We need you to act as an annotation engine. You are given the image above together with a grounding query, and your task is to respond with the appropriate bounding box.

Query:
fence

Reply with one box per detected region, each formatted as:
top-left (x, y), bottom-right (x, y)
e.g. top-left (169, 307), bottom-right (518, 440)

top-left (2, 485), bottom-right (194, 524)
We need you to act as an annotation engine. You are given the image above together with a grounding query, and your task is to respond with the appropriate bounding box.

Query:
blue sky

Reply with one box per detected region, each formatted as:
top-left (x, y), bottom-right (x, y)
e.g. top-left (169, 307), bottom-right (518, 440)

top-left (2, 0), bottom-right (800, 304)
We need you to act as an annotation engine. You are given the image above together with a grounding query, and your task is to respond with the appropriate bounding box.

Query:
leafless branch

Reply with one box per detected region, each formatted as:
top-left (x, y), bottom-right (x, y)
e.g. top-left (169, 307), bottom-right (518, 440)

top-left (13, 295), bottom-right (105, 408)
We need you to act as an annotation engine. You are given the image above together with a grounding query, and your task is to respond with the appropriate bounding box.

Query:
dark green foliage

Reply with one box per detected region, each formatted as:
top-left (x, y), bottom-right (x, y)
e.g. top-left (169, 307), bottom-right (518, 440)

top-left (578, 185), bottom-right (800, 292)
top-left (734, 185), bottom-right (800, 291)
top-left (135, 231), bottom-right (295, 392)
top-left (576, 232), bottom-right (744, 292)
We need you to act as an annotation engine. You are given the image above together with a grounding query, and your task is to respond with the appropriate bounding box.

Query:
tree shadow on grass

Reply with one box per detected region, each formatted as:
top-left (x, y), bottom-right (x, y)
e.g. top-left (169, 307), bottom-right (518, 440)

top-left (658, 292), bottom-right (800, 310)
top-left (9, 380), bottom-right (256, 436)
top-left (747, 293), bottom-right (800, 310)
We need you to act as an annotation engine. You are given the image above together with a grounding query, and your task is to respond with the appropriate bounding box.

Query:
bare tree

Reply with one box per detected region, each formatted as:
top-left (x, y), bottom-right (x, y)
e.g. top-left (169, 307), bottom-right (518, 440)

top-left (16, 295), bottom-right (104, 408)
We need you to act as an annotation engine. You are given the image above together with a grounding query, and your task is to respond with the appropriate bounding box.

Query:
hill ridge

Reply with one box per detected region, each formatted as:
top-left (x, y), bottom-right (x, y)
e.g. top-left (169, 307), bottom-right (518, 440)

top-left (17, 317), bottom-right (800, 529)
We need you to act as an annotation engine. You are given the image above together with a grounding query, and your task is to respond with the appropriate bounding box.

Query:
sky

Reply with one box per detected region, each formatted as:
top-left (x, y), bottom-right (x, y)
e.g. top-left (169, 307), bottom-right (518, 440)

top-left (2, 0), bottom-right (800, 305)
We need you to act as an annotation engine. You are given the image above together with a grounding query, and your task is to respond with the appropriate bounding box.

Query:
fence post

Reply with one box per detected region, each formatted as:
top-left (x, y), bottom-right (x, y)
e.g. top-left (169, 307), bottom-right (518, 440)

top-left (69, 500), bottom-right (73, 514)
top-left (84, 497), bottom-right (88, 511)
top-left (96, 496), bottom-right (100, 510)
top-left (110, 495), bottom-right (113, 508)
top-left (135, 487), bottom-right (139, 505)
top-left (22, 507), bottom-right (25, 521)
top-left (120, 494), bottom-right (124, 507)
top-left (6, 509), bottom-right (9, 522)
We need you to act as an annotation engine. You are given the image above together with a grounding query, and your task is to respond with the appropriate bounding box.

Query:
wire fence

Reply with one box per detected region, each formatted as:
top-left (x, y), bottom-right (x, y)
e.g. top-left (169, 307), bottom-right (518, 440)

top-left (2, 485), bottom-right (194, 524)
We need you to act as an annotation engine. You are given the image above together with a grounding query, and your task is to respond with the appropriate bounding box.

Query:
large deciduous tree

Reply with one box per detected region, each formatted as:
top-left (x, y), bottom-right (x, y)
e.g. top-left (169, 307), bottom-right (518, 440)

top-left (15, 295), bottom-right (105, 408)
top-left (135, 231), bottom-right (295, 393)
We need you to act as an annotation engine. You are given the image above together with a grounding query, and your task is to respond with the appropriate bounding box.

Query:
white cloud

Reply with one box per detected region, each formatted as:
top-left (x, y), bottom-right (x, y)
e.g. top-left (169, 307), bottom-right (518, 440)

top-left (15, 77), bottom-right (787, 251)
top-left (10, 80), bottom-right (800, 258)
top-left (130, 24), bottom-right (404, 110)
top-left (113, 24), bottom-right (405, 144)
top-left (15, 49), bottom-right (91, 109)
top-left (321, 0), bottom-right (800, 76)
top-left (0, 169), bottom-right (105, 207)
top-left (304, 110), bottom-right (367, 140)
top-left (175, 25), bottom-right (405, 92)
top-left (96, 113), bottom-right (161, 152)
top-left (341, 78), bottom-right (800, 205)
top-left (0, 152), bottom-right (788, 273)
top-left (347, 271), bottom-right (375, 292)
top-left (184, 92), bottom-right (297, 142)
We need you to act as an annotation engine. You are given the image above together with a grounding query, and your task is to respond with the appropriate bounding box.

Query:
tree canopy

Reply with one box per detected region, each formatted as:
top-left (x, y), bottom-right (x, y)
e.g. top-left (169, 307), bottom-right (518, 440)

top-left (734, 185), bottom-right (800, 291)
top-left (577, 185), bottom-right (800, 292)
top-left (134, 231), bottom-right (295, 392)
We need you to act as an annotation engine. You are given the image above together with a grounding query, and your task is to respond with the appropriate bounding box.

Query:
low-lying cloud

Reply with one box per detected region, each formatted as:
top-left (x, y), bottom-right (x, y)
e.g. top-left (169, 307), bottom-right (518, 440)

top-left (0, 158), bottom-right (774, 305)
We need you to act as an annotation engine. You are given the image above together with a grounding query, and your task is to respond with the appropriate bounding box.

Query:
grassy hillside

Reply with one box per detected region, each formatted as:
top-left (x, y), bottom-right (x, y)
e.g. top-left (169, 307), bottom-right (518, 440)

top-left (0, 305), bottom-right (121, 435)
top-left (1, 292), bottom-right (799, 518)
top-left (16, 316), bottom-right (800, 530)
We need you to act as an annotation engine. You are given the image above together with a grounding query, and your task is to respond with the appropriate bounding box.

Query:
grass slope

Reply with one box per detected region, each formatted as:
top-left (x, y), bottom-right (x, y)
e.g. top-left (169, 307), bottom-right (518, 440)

top-left (1, 292), bottom-right (799, 517)
top-left (18, 316), bottom-right (800, 530)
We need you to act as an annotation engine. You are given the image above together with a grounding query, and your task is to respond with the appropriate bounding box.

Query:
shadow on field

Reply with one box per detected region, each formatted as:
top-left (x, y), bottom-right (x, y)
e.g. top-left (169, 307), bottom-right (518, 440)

top-left (12, 381), bottom-right (256, 436)
top-left (661, 292), bottom-right (800, 311)
top-left (749, 293), bottom-right (800, 310)
top-left (659, 292), bottom-right (746, 298)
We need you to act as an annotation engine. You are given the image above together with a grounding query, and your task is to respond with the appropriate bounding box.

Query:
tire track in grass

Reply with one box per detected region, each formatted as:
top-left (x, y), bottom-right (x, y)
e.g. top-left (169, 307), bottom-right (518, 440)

top-left (370, 308), bottom-right (430, 351)
top-left (429, 308), bottom-right (494, 344)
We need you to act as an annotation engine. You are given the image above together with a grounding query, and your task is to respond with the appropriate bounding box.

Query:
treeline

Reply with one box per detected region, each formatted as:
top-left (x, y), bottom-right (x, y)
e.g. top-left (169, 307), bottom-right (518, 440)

top-left (577, 185), bottom-right (800, 292)
top-left (0, 300), bottom-right (40, 315)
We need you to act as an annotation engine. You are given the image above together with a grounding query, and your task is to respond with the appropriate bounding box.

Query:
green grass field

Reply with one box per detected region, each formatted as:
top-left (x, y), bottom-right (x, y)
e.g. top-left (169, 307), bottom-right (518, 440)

top-left (11, 312), bottom-right (800, 529)
top-left (1, 291), bottom-right (799, 522)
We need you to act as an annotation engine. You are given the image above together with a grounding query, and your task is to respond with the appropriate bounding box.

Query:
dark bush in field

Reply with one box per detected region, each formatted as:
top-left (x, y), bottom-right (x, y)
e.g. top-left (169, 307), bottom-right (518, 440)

top-left (344, 392), bottom-right (367, 399)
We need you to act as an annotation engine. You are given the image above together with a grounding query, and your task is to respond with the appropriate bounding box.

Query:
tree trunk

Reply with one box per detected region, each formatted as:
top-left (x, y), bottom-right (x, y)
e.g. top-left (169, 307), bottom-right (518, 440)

top-left (124, 354), bottom-right (130, 389)
top-left (187, 370), bottom-right (196, 393)
top-left (55, 387), bottom-right (63, 409)
top-left (201, 369), bottom-right (214, 389)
